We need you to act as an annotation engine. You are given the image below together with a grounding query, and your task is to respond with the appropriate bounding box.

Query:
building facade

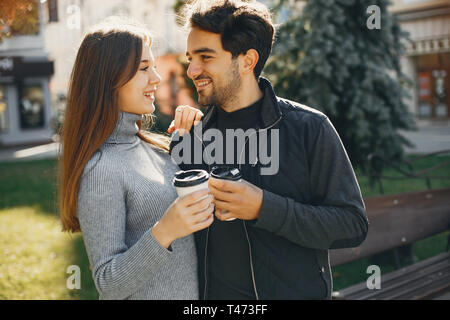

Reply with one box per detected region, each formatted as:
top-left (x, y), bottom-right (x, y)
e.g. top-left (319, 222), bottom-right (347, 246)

top-left (0, 1), bottom-right (55, 147)
top-left (391, 0), bottom-right (450, 124)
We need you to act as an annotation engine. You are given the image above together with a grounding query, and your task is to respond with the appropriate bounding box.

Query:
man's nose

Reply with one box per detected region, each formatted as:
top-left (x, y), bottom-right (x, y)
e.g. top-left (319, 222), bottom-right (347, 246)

top-left (187, 62), bottom-right (202, 80)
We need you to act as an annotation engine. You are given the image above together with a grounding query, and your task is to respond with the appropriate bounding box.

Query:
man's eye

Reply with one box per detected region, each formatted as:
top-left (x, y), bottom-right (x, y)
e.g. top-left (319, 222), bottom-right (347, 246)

top-left (201, 55), bottom-right (211, 60)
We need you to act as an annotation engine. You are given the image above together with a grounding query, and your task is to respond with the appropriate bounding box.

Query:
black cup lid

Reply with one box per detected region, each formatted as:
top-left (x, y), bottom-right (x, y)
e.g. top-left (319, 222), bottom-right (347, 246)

top-left (173, 169), bottom-right (210, 187)
top-left (210, 166), bottom-right (242, 181)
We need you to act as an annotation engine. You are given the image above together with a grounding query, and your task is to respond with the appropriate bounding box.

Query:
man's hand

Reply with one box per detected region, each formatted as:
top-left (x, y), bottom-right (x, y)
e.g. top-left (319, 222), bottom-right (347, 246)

top-left (208, 177), bottom-right (263, 221)
top-left (167, 105), bottom-right (203, 136)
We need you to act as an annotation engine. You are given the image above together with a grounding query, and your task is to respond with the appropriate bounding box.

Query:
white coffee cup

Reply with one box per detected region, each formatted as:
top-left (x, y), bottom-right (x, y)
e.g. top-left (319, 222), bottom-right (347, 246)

top-left (173, 169), bottom-right (210, 197)
top-left (173, 170), bottom-right (211, 221)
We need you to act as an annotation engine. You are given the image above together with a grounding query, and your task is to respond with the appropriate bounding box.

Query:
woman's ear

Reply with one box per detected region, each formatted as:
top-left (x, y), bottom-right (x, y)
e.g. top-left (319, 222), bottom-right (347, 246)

top-left (241, 49), bottom-right (259, 75)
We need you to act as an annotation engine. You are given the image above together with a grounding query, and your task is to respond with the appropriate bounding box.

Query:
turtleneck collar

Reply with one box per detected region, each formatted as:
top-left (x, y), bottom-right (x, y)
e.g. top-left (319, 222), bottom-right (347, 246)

top-left (105, 111), bottom-right (143, 144)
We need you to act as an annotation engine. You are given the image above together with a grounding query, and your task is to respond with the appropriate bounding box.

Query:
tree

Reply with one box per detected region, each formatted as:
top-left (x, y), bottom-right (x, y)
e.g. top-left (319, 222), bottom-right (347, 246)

top-left (0, 0), bottom-right (40, 42)
top-left (266, 0), bottom-right (417, 175)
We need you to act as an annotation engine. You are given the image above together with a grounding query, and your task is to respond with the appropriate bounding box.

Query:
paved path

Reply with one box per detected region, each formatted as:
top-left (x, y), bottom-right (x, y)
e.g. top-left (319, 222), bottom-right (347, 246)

top-left (400, 124), bottom-right (450, 155)
top-left (0, 142), bottom-right (60, 162)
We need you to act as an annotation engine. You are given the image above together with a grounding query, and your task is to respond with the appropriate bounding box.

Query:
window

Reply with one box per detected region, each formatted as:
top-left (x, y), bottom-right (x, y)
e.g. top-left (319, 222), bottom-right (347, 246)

top-left (19, 84), bottom-right (45, 129)
top-left (0, 85), bottom-right (8, 132)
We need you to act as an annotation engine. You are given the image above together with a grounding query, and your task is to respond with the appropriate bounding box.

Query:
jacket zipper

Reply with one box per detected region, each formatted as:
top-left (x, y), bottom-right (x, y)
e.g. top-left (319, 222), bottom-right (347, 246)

top-left (192, 127), bottom-right (212, 300)
top-left (238, 115), bottom-right (282, 300)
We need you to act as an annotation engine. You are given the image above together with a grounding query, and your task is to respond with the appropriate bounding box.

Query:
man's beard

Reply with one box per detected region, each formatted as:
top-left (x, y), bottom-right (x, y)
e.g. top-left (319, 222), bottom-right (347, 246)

top-left (198, 59), bottom-right (241, 108)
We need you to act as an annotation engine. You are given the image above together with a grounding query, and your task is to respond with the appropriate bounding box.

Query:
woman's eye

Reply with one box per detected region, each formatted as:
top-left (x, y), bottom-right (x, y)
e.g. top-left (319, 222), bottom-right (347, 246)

top-left (140, 66), bottom-right (149, 71)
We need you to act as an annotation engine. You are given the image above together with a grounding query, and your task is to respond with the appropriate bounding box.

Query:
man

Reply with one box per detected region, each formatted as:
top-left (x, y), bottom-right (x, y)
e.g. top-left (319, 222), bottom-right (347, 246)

top-left (170, 0), bottom-right (368, 300)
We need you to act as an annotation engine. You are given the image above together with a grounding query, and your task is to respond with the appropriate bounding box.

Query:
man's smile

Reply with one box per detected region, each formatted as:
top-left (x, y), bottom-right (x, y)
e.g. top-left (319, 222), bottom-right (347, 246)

top-left (195, 79), bottom-right (213, 91)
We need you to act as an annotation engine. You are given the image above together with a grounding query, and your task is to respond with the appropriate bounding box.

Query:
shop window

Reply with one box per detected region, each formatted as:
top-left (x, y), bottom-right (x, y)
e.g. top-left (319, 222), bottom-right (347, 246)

top-left (0, 85), bottom-right (8, 132)
top-left (19, 84), bottom-right (45, 129)
top-left (418, 72), bottom-right (432, 118)
top-left (415, 53), bottom-right (450, 119)
top-left (432, 70), bottom-right (448, 118)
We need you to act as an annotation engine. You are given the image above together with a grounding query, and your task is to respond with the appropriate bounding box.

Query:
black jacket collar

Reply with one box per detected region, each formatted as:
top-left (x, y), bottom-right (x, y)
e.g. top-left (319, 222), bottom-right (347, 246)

top-left (201, 77), bottom-right (282, 131)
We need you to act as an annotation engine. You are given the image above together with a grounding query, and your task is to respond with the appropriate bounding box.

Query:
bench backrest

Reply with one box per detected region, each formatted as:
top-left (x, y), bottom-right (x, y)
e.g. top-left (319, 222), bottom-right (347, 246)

top-left (329, 187), bottom-right (450, 267)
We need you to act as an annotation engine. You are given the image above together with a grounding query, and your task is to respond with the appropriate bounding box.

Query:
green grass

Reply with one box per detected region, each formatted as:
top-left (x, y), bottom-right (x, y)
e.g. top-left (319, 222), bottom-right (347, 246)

top-left (0, 159), bottom-right (98, 300)
top-left (0, 155), bottom-right (449, 299)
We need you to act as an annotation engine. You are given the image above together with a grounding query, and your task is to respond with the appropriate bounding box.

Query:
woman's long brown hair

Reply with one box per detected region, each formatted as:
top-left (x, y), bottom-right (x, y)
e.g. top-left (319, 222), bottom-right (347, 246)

top-left (58, 18), bottom-right (169, 233)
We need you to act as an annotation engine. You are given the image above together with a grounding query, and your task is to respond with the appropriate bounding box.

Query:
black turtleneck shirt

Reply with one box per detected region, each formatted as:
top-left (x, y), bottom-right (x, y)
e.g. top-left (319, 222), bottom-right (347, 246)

top-left (207, 97), bottom-right (263, 300)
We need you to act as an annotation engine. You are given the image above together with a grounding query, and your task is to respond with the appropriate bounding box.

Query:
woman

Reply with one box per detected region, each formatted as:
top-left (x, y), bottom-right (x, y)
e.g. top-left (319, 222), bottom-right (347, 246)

top-left (58, 17), bottom-right (213, 300)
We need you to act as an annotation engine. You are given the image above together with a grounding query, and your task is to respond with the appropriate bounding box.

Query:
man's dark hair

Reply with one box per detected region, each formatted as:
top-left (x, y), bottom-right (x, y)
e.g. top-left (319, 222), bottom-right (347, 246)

top-left (184, 0), bottom-right (275, 79)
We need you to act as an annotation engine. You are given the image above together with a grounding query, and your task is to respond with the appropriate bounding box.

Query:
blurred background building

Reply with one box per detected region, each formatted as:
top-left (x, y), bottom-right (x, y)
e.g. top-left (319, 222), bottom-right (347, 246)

top-left (0, 0), bottom-right (448, 149)
top-left (392, 0), bottom-right (450, 123)
top-left (0, 1), bottom-right (54, 146)
top-left (0, 0), bottom-right (197, 148)
top-left (43, 0), bottom-right (197, 134)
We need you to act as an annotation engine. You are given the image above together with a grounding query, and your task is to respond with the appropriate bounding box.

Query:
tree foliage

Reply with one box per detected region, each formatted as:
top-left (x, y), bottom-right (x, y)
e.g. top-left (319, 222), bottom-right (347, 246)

top-left (0, 0), bottom-right (40, 42)
top-left (266, 0), bottom-right (417, 173)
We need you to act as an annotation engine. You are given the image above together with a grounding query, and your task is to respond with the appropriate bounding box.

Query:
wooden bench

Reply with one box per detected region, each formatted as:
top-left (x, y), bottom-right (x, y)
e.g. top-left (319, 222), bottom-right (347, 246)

top-left (330, 187), bottom-right (450, 300)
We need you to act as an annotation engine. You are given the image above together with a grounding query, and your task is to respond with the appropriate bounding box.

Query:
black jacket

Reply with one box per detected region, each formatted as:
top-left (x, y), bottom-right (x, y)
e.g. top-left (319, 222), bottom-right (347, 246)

top-left (170, 78), bottom-right (369, 300)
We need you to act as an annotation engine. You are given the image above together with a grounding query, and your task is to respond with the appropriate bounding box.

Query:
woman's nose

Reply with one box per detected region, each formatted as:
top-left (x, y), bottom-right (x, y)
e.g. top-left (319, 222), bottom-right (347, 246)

top-left (149, 68), bottom-right (162, 85)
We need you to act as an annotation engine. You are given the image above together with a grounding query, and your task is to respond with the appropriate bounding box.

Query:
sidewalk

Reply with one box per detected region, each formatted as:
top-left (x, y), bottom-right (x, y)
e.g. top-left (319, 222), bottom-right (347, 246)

top-left (400, 124), bottom-right (450, 155)
top-left (0, 142), bottom-right (60, 162)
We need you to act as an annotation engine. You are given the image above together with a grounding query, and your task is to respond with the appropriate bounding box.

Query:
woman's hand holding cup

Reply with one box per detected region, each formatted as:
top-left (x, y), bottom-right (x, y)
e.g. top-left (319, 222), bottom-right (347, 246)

top-left (152, 189), bottom-right (214, 249)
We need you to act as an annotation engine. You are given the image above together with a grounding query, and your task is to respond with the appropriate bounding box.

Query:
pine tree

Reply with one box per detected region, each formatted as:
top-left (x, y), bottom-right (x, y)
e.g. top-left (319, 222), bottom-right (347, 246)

top-left (266, 0), bottom-right (417, 175)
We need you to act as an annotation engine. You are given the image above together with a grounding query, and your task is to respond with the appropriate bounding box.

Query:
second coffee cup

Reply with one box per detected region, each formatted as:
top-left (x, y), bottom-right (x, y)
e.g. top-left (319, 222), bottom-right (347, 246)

top-left (210, 166), bottom-right (242, 221)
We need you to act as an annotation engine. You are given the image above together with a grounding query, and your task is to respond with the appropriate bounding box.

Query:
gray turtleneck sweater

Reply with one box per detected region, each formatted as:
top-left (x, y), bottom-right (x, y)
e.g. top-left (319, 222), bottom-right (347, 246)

top-left (76, 111), bottom-right (198, 300)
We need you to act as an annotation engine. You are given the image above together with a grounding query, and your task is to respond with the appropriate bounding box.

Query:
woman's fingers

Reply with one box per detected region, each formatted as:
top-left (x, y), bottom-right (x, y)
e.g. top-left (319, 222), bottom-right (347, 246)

top-left (185, 109), bottom-right (197, 132)
top-left (174, 106), bottom-right (184, 132)
top-left (186, 194), bottom-right (214, 215)
top-left (194, 212), bottom-right (214, 231)
top-left (178, 188), bottom-right (210, 207)
top-left (167, 120), bottom-right (176, 133)
top-left (193, 202), bottom-right (215, 224)
top-left (172, 105), bottom-right (203, 134)
top-left (194, 110), bottom-right (203, 126)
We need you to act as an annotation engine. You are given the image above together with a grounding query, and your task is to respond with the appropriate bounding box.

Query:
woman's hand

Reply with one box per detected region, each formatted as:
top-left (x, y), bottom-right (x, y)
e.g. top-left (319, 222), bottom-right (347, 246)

top-left (151, 189), bottom-right (214, 249)
top-left (167, 105), bottom-right (203, 136)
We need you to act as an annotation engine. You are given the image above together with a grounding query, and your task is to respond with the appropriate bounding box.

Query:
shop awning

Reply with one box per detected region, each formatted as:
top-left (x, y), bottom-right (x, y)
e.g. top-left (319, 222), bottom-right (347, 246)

top-left (0, 56), bottom-right (54, 78)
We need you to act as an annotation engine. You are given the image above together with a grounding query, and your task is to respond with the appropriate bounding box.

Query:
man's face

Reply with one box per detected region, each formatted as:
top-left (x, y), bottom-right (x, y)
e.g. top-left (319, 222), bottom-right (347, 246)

top-left (186, 27), bottom-right (241, 108)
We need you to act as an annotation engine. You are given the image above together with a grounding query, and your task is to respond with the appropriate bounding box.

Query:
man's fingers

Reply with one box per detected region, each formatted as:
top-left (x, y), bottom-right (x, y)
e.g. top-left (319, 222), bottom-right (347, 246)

top-left (208, 177), bottom-right (243, 193)
top-left (214, 198), bottom-right (234, 213)
top-left (214, 207), bottom-right (234, 221)
top-left (209, 184), bottom-right (236, 203)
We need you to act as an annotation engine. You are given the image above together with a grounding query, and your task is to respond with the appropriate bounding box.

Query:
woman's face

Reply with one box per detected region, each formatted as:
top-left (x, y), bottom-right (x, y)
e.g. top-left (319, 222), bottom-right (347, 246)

top-left (118, 45), bottom-right (161, 115)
